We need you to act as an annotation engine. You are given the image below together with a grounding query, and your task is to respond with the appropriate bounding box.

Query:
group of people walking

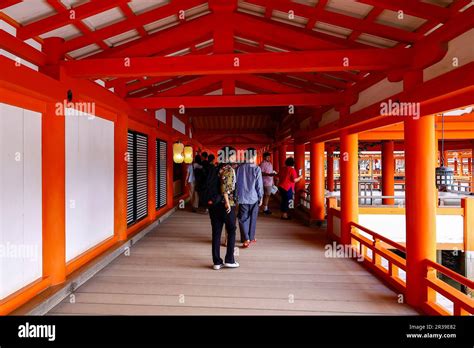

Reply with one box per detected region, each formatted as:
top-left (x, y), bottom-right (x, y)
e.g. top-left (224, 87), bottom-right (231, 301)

top-left (185, 148), bottom-right (304, 270)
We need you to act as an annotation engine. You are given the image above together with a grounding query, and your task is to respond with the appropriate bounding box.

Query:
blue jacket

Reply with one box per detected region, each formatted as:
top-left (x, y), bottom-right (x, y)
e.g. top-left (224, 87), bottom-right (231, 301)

top-left (236, 163), bottom-right (264, 205)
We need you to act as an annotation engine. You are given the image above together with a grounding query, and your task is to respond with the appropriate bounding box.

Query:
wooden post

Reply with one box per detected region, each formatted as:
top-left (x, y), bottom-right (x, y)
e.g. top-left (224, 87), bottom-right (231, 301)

top-left (310, 141), bottom-right (325, 222)
top-left (294, 143), bottom-right (306, 206)
top-left (382, 140), bottom-right (395, 205)
top-left (469, 140), bottom-right (474, 193)
top-left (42, 103), bottom-right (66, 285)
top-left (114, 113), bottom-right (128, 241)
top-left (340, 131), bottom-right (358, 245)
top-left (462, 198), bottom-right (474, 294)
top-left (41, 37), bottom-right (66, 285)
top-left (404, 70), bottom-right (437, 308)
top-left (148, 129), bottom-right (157, 221)
top-left (273, 148), bottom-right (280, 173)
top-left (327, 146), bottom-right (335, 192)
top-left (279, 143), bottom-right (287, 173)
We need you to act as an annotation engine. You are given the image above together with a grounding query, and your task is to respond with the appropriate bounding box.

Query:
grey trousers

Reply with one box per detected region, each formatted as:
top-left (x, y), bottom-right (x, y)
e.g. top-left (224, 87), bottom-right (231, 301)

top-left (238, 202), bottom-right (259, 242)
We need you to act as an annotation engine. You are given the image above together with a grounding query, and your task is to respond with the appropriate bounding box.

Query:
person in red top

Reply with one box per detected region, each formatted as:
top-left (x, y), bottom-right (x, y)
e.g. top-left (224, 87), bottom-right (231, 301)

top-left (278, 157), bottom-right (304, 220)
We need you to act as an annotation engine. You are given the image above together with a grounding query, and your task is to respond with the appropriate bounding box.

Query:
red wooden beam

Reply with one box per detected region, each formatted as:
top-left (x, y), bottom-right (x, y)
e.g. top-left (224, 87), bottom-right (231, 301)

top-left (62, 47), bottom-right (413, 78)
top-left (89, 14), bottom-right (215, 59)
top-left (357, 0), bottom-right (452, 23)
top-left (420, 5), bottom-right (474, 45)
top-left (245, 0), bottom-right (420, 43)
top-left (126, 93), bottom-right (345, 108)
top-left (258, 73), bottom-right (335, 93)
top-left (296, 62), bottom-right (474, 143)
top-left (107, 43), bottom-right (213, 91)
top-left (288, 72), bottom-right (349, 90)
top-left (0, 30), bottom-right (47, 66)
top-left (187, 82), bottom-right (223, 96)
top-left (235, 74), bottom-right (303, 94)
top-left (128, 76), bottom-right (197, 98)
top-left (306, 0), bottom-right (328, 29)
top-left (46, 0), bottom-right (109, 51)
top-left (233, 12), bottom-right (367, 50)
top-left (187, 107), bottom-right (280, 118)
top-left (17, 0), bottom-right (129, 40)
top-left (234, 40), bottom-right (358, 87)
top-left (133, 76), bottom-right (222, 98)
top-left (0, 0), bottom-right (20, 9)
top-left (63, 0), bottom-right (207, 53)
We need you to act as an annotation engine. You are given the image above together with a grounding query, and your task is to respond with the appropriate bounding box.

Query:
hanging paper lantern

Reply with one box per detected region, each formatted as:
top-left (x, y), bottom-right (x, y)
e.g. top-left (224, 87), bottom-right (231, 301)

top-left (184, 145), bottom-right (193, 164)
top-left (173, 142), bottom-right (184, 163)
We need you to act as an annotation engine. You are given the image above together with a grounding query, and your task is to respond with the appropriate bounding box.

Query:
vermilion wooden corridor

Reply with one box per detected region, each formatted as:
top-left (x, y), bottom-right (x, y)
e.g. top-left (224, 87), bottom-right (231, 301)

top-left (0, 0), bottom-right (473, 317)
top-left (48, 208), bottom-right (417, 316)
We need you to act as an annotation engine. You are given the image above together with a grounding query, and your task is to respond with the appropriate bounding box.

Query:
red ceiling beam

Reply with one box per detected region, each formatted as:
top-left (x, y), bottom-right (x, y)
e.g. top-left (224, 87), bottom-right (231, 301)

top-left (129, 76), bottom-right (198, 98)
top-left (0, 0), bottom-right (21, 10)
top-left (234, 40), bottom-right (357, 88)
top-left (213, 3), bottom-right (235, 95)
top-left (195, 129), bottom-right (274, 136)
top-left (187, 107), bottom-right (280, 118)
top-left (139, 76), bottom-right (223, 98)
top-left (306, 0), bottom-right (328, 29)
top-left (235, 75), bottom-right (304, 94)
top-left (17, 0), bottom-right (129, 40)
top-left (187, 82), bottom-right (222, 96)
top-left (258, 73), bottom-right (334, 93)
top-left (126, 93), bottom-right (345, 108)
top-left (356, 0), bottom-right (452, 23)
top-left (0, 30), bottom-right (47, 66)
top-left (245, 0), bottom-right (420, 43)
top-left (296, 62), bottom-right (474, 143)
top-left (46, 0), bottom-right (109, 51)
top-left (107, 43), bottom-right (213, 91)
top-left (420, 5), bottom-right (474, 45)
top-left (88, 13), bottom-right (215, 59)
top-left (62, 47), bottom-right (413, 79)
top-left (288, 72), bottom-right (349, 90)
top-left (64, 0), bottom-right (207, 54)
top-left (232, 12), bottom-right (367, 50)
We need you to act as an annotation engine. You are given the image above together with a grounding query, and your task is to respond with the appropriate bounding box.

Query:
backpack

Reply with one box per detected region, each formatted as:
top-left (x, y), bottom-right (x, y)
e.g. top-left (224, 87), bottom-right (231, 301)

top-left (199, 164), bottom-right (222, 207)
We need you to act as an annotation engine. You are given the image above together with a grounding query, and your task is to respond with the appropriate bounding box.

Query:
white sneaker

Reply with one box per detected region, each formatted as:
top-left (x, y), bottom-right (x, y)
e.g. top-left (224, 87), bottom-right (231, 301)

top-left (213, 264), bottom-right (224, 270)
top-left (224, 262), bottom-right (240, 268)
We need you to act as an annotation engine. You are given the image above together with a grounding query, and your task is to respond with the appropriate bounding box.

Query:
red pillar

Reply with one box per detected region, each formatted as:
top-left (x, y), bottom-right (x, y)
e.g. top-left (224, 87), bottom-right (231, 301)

top-left (294, 143), bottom-right (306, 205)
top-left (382, 140), bottom-right (395, 205)
top-left (273, 148), bottom-right (280, 172)
top-left (40, 37), bottom-right (66, 285)
top-left (471, 141), bottom-right (474, 193)
top-left (42, 103), bottom-right (66, 285)
top-left (340, 132), bottom-right (359, 245)
top-left (310, 141), bottom-right (325, 222)
top-left (404, 71), bottom-right (437, 308)
top-left (454, 157), bottom-right (458, 175)
top-left (279, 144), bottom-right (287, 171)
top-left (148, 130), bottom-right (157, 221)
top-left (167, 137), bottom-right (175, 208)
top-left (327, 146), bottom-right (335, 192)
top-left (114, 113), bottom-right (128, 241)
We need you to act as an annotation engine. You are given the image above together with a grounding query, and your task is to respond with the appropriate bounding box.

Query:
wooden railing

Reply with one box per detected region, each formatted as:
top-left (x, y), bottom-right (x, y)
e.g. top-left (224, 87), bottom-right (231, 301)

top-left (349, 221), bottom-right (407, 294)
top-left (423, 259), bottom-right (474, 316)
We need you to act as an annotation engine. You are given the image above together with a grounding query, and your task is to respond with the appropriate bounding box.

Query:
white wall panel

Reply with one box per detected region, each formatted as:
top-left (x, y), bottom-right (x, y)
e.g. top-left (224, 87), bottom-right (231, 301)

top-left (65, 109), bottom-right (114, 262)
top-left (0, 103), bottom-right (42, 300)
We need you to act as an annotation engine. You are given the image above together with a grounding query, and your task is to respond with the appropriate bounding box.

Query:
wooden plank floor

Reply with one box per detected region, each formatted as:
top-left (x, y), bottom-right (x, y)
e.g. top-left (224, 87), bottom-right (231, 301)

top-left (49, 207), bottom-right (418, 315)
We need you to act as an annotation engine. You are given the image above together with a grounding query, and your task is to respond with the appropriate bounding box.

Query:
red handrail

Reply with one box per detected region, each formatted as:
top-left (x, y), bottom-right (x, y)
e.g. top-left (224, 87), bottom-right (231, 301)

top-left (425, 259), bottom-right (474, 289)
top-left (350, 221), bottom-right (406, 253)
